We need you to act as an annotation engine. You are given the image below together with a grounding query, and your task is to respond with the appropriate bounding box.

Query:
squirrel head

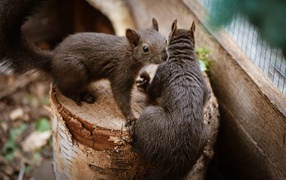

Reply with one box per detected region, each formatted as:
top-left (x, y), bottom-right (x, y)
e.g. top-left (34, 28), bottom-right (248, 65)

top-left (168, 20), bottom-right (196, 47)
top-left (125, 18), bottom-right (167, 65)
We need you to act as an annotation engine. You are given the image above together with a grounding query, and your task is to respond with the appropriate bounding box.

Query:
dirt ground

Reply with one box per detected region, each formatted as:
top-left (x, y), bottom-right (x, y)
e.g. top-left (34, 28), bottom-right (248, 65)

top-left (0, 72), bottom-right (54, 180)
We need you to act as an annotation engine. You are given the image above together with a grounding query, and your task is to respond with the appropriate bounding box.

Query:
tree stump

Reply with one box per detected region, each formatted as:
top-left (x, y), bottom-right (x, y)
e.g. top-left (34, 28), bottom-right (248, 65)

top-left (50, 66), bottom-right (219, 180)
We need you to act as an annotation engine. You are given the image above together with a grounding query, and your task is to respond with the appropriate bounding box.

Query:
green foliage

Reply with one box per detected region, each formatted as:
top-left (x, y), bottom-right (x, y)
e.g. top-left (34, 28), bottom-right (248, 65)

top-left (2, 124), bottom-right (27, 161)
top-left (33, 151), bottom-right (42, 161)
top-left (24, 164), bottom-right (32, 174)
top-left (2, 118), bottom-right (51, 161)
top-left (2, 140), bottom-right (17, 161)
top-left (48, 138), bottom-right (53, 147)
top-left (40, 96), bottom-right (50, 106)
top-left (9, 124), bottom-right (27, 140)
top-left (196, 47), bottom-right (212, 72)
top-left (35, 118), bottom-right (51, 132)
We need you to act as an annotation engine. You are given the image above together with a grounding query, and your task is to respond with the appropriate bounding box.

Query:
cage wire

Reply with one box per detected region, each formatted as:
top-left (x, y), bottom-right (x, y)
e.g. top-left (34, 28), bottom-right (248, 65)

top-left (199, 0), bottom-right (286, 96)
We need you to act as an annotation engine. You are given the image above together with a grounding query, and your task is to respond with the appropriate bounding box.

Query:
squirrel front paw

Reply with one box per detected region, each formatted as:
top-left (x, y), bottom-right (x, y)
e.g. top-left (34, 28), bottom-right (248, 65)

top-left (136, 71), bottom-right (150, 92)
top-left (124, 117), bottom-right (137, 137)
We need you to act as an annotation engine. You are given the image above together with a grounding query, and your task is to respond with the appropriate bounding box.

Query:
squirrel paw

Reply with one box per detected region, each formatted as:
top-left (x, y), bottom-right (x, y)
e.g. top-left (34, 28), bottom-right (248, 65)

top-left (81, 93), bottom-right (96, 104)
top-left (136, 71), bottom-right (150, 92)
top-left (122, 136), bottom-right (133, 144)
top-left (75, 93), bottom-right (96, 105)
top-left (125, 117), bottom-right (137, 136)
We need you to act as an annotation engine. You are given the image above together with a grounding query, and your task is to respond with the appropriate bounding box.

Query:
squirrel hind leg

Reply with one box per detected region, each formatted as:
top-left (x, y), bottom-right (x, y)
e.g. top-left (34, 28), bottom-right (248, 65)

top-left (63, 90), bottom-right (96, 105)
top-left (53, 63), bottom-right (96, 105)
top-left (58, 84), bottom-right (96, 105)
top-left (80, 84), bottom-right (97, 104)
top-left (59, 89), bottom-right (83, 105)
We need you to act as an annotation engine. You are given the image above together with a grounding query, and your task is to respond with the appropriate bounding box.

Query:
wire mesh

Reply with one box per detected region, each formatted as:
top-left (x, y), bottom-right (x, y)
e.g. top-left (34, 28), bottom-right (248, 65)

top-left (199, 0), bottom-right (286, 96)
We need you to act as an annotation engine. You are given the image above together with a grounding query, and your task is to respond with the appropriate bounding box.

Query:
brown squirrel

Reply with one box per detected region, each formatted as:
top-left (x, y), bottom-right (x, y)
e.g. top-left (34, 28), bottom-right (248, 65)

top-left (0, 0), bottom-right (166, 125)
top-left (133, 20), bottom-right (210, 179)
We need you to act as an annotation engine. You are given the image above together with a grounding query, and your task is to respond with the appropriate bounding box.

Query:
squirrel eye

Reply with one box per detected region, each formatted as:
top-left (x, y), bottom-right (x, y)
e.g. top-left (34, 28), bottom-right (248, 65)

top-left (143, 45), bottom-right (149, 52)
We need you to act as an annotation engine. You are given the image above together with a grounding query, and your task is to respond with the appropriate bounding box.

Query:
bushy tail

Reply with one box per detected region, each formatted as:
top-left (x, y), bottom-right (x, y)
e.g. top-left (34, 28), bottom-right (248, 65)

top-left (0, 0), bottom-right (53, 74)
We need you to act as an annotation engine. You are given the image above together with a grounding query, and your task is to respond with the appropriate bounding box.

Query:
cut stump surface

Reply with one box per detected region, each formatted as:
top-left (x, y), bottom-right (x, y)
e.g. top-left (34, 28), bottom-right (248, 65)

top-left (50, 69), bottom-right (219, 180)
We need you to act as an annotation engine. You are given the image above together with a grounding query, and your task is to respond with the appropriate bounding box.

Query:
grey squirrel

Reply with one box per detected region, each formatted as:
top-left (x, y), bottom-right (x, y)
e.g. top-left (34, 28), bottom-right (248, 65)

top-left (0, 0), bottom-right (166, 125)
top-left (133, 20), bottom-right (210, 180)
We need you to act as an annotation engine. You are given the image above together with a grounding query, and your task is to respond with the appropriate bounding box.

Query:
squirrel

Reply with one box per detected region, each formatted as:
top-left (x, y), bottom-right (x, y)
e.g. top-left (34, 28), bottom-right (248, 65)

top-left (0, 0), bottom-right (167, 126)
top-left (133, 20), bottom-right (210, 180)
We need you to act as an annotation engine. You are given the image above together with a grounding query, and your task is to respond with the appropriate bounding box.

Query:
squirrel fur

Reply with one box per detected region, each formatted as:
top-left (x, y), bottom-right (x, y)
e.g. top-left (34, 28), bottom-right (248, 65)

top-left (0, 0), bottom-right (167, 125)
top-left (133, 20), bottom-right (210, 180)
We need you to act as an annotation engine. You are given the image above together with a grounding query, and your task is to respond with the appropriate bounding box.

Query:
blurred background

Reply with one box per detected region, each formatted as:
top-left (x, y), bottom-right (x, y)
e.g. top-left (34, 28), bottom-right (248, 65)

top-left (0, 0), bottom-right (115, 179)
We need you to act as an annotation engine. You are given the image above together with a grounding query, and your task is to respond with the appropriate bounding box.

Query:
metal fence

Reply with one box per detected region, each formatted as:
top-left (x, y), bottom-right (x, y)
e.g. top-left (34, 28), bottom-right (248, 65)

top-left (199, 0), bottom-right (286, 96)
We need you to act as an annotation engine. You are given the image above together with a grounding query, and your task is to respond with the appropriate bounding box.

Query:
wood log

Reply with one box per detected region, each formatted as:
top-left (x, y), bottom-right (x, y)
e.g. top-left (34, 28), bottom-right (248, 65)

top-left (50, 81), bottom-right (145, 179)
top-left (50, 65), bottom-right (219, 179)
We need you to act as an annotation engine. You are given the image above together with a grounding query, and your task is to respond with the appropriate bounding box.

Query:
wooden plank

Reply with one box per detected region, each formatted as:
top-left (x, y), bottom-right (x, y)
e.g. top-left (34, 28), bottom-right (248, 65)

top-left (125, 0), bottom-right (286, 179)
top-left (183, 1), bottom-right (286, 179)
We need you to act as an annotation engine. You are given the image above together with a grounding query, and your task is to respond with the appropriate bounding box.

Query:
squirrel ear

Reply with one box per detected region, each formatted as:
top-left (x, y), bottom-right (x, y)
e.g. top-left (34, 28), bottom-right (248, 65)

top-left (170, 19), bottom-right (177, 37)
top-left (190, 21), bottom-right (195, 39)
top-left (190, 21), bottom-right (195, 33)
top-left (152, 18), bottom-right (159, 31)
top-left (126, 28), bottom-right (140, 47)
